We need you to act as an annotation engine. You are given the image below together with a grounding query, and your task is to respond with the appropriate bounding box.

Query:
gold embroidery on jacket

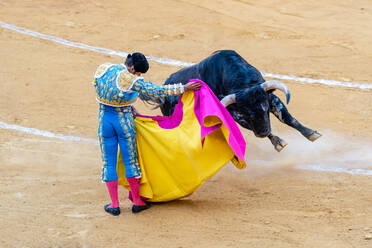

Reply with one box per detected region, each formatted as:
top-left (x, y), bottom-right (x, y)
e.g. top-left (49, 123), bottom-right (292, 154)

top-left (117, 71), bottom-right (138, 91)
top-left (94, 63), bottom-right (114, 79)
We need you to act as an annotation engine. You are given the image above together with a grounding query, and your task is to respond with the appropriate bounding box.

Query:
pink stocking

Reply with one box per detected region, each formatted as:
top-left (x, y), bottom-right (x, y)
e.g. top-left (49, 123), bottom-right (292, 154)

top-left (127, 177), bottom-right (146, 206)
top-left (128, 191), bottom-right (148, 203)
top-left (105, 180), bottom-right (119, 208)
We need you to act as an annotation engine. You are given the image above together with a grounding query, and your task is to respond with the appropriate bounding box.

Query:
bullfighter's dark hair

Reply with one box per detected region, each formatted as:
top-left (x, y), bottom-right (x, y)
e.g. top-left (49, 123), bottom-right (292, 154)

top-left (125, 52), bottom-right (149, 73)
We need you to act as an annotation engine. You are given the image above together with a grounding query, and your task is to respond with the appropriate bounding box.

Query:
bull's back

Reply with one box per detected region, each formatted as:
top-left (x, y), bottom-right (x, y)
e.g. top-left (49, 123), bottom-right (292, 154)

top-left (161, 65), bottom-right (200, 116)
top-left (199, 50), bottom-right (265, 90)
top-left (161, 50), bottom-right (264, 116)
top-left (164, 65), bottom-right (200, 86)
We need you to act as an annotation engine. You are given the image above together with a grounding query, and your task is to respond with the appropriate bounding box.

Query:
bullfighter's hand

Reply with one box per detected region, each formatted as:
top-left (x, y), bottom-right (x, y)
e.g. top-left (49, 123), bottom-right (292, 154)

top-left (184, 81), bottom-right (202, 91)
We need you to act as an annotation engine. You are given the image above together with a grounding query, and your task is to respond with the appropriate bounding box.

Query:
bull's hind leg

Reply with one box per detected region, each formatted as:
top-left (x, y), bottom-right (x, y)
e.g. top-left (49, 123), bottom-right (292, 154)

top-left (268, 94), bottom-right (322, 141)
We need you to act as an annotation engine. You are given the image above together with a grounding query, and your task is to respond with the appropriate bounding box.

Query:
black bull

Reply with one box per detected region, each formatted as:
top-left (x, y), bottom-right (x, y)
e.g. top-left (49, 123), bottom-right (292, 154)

top-left (159, 50), bottom-right (321, 152)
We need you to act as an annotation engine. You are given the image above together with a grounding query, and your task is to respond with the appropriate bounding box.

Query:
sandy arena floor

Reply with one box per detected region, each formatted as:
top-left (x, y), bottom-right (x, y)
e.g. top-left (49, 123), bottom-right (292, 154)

top-left (0, 0), bottom-right (371, 247)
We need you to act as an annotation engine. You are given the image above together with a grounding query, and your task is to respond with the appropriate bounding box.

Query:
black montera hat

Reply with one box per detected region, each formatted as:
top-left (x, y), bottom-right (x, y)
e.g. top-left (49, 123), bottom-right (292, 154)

top-left (127, 52), bottom-right (149, 73)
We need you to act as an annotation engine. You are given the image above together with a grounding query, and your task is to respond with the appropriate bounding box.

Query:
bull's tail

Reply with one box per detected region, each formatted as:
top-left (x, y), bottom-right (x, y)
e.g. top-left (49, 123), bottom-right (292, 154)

top-left (137, 93), bottom-right (165, 110)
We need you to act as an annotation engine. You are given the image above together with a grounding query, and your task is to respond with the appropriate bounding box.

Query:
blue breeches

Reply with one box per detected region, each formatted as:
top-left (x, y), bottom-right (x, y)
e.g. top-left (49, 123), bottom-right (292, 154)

top-left (98, 104), bottom-right (141, 181)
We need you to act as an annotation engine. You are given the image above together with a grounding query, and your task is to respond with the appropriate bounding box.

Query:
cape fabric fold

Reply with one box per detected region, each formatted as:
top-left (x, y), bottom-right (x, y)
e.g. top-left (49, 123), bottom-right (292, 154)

top-left (117, 80), bottom-right (246, 202)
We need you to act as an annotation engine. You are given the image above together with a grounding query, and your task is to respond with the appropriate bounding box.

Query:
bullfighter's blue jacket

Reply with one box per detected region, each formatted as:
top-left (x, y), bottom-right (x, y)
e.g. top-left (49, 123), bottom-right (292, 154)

top-left (93, 63), bottom-right (184, 181)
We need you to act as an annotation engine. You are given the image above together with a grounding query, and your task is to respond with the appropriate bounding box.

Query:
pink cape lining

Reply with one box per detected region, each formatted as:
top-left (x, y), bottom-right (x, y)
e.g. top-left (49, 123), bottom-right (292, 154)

top-left (137, 79), bottom-right (246, 162)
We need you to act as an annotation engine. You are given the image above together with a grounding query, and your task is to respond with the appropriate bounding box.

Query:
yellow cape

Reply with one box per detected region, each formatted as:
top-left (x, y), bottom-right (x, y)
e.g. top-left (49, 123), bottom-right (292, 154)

top-left (117, 90), bottom-right (246, 202)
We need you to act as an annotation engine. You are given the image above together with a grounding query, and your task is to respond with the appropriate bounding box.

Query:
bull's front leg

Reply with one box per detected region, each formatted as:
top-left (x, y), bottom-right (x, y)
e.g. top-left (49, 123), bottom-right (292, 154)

top-left (268, 94), bottom-right (322, 142)
top-left (267, 133), bottom-right (288, 152)
top-left (228, 107), bottom-right (287, 152)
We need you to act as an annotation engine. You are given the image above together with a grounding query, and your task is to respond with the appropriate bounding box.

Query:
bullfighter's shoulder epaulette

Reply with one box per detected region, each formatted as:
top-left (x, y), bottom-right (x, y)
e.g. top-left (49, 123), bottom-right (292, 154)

top-left (94, 63), bottom-right (114, 79)
top-left (117, 70), bottom-right (142, 91)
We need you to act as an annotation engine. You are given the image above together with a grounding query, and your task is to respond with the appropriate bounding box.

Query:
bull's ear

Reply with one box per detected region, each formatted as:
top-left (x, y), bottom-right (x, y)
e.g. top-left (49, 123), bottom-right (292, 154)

top-left (267, 89), bottom-right (275, 94)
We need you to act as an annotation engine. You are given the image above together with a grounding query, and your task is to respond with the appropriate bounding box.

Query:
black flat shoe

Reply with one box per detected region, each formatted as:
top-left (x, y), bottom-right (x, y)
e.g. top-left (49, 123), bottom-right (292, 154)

top-left (104, 204), bottom-right (121, 216)
top-left (132, 203), bottom-right (151, 214)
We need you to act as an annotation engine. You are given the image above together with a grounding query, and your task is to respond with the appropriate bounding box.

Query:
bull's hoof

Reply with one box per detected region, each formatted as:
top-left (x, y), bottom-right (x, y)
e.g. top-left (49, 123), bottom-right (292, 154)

top-left (275, 140), bottom-right (288, 152)
top-left (307, 130), bottom-right (322, 142)
top-left (269, 135), bottom-right (288, 152)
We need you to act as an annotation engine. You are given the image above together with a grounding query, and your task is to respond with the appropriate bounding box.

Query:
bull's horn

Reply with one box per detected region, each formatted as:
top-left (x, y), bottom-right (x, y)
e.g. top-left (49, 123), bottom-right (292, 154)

top-left (220, 94), bottom-right (236, 107)
top-left (261, 80), bottom-right (291, 104)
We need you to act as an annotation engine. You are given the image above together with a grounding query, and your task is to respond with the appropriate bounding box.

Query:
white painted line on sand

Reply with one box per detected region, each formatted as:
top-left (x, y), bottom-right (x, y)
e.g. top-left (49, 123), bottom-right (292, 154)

top-left (1, 120), bottom-right (371, 176)
top-left (1, 21), bottom-right (371, 90)
top-left (296, 165), bottom-right (372, 176)
top-left (262, 73), bottom-right (372, 90)
top-left (0, 21), bottom-right (193, 67)
top-left (0, 121), bottom-right (98, 144)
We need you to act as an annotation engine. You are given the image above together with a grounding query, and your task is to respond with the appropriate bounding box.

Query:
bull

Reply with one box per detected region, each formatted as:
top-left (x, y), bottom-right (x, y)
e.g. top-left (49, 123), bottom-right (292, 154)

top-left (160, 50), bottom-right (321, 152)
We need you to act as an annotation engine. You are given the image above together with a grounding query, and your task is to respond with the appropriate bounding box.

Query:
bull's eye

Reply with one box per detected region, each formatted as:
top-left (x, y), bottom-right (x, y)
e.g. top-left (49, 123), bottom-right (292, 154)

top-left (261, 103), bottom-right (269, 112)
